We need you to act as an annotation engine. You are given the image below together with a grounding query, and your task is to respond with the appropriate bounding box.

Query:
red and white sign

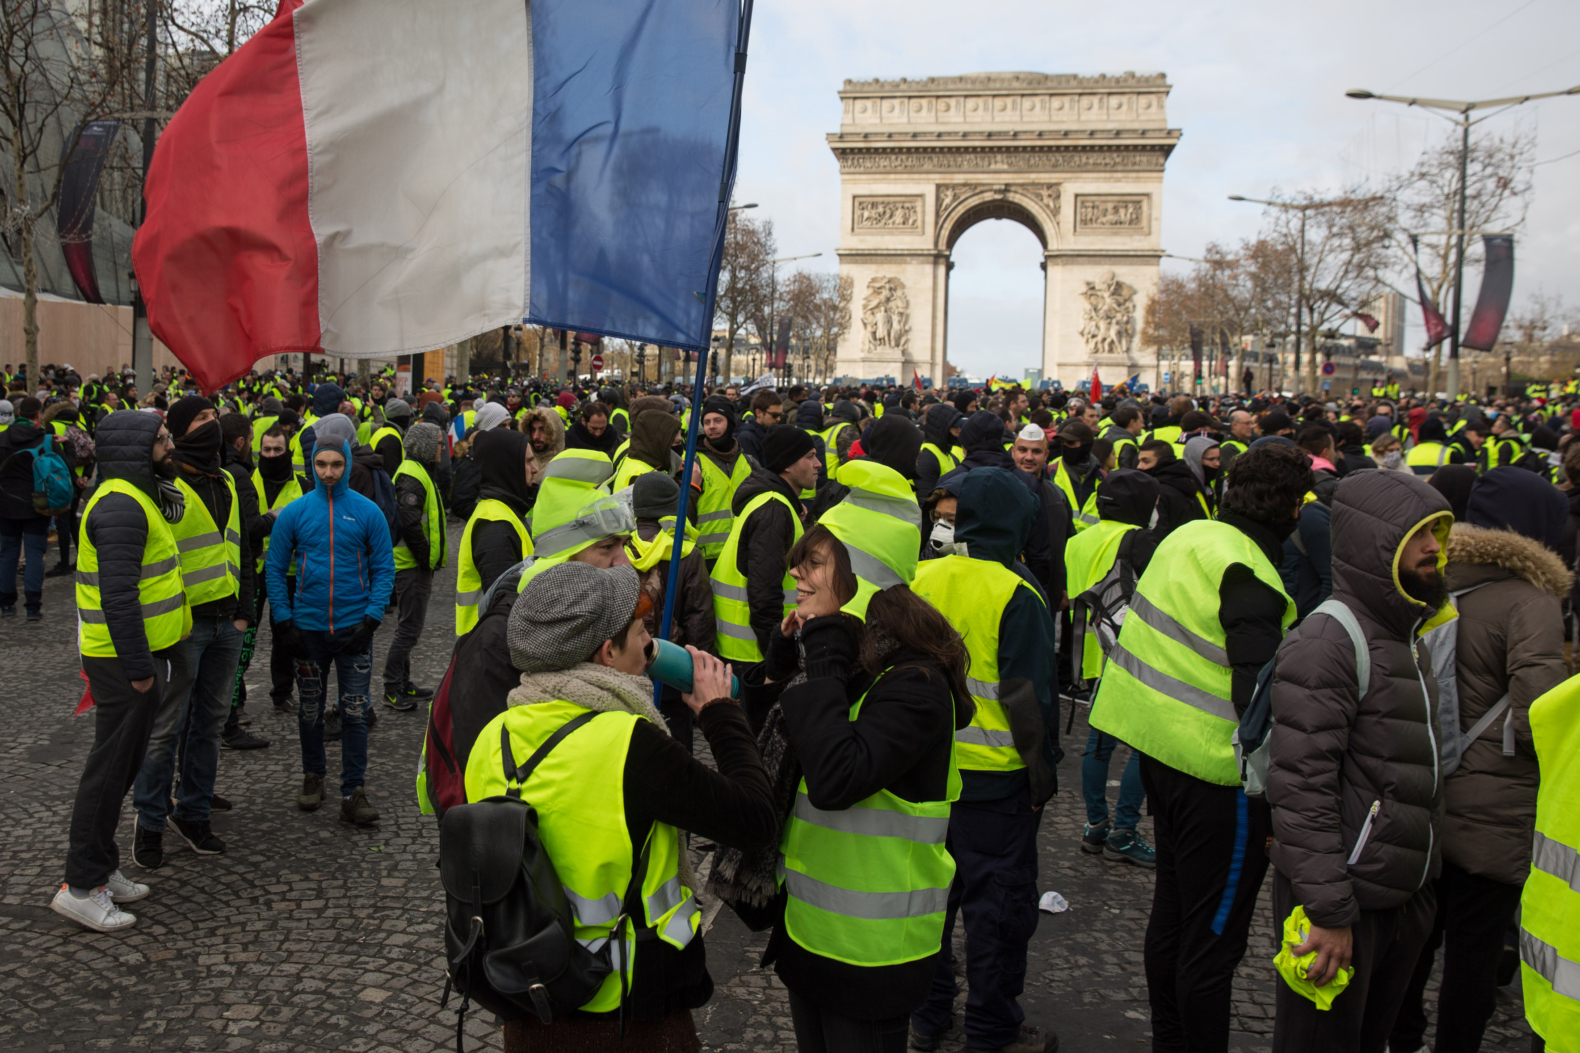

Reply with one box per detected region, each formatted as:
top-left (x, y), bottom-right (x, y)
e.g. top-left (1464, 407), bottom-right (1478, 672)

top-left (590, 353), bottom-right (605, 372)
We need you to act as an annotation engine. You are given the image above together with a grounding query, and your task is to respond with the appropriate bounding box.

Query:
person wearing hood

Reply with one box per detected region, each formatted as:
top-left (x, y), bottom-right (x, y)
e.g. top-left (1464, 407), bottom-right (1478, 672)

top-left (447, 400), bottom-right (513, 521)
top-left (1067, 469), bottom-right (1161, 868)
top-left (454, 428), bottom-right (536, 636)
top-left (1389, 468), bottom-right (1569, 1053)
top-left (711, 425), bottom-right (818, 665)
top-left (957, 410), bottom-right (1013, 473)
top-left (695, 395), bottom-right (752, 566)
top-left (127, 395), bottom-right (256, 869)
top-left (565, 399), bottom-right (623, 457)
top-left (628, 471), bottom-right (717, 753)
top-left (613, 406), bottom-right (684, 492)
top-left (51, 412), bottom-right (185, 933)
top-left (369, 397), bottom-right (412, 475)
top-left (1181, 434), bottom-right (1222, 518)
top-left (464, 560), bottom-right (775, 1051)
top-left (735, 389), bottom-right (783, 463)
top-left (380, 422), bottom-right (446, 713)
top-left (911, 467), bottom-right (1060, 1053)
top-left (0, 395), bottom-right (75, 617)
top-left (917, 404), bottom-right (964, 498)
top-left (265, 426), bottom-right (396, 825)
top-left (793, 397), bottom-right (831, 494)
top-left (1138, 439), bottom-right (1207, 539)
top-left (1052, 419), bottom-right (1103, 531)
top-left (1279, 425), bottom-right (1343, 622)
top-left (1406, 415), bottom-right (1463, 476)
top-left (1266, 469), bottom-right (1454, 1051)
top-left (1426, 464), bottom-right (1478, 524)
top-left (820, 399), bottom-right (862, 476)
top-left (524, 403), bottom-right (567, 487)
top-left (1092, 444), bottom-right (1310, 1053)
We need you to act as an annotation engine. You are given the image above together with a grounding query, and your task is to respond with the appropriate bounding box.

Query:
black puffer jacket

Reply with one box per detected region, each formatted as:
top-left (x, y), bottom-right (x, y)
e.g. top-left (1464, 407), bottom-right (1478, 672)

top-left (729, 466), bottom-right (803, 651)
top-left (1268, 469), bottom-right (1450, 927)
top-left (1147, 458), bottom-right (1207, 539)
top-left (794, 399), bottom-right (830, 488)
top-left (81, 413), bottom-right (170, 680)
top-left (915, 404), bottom-right (962, 498)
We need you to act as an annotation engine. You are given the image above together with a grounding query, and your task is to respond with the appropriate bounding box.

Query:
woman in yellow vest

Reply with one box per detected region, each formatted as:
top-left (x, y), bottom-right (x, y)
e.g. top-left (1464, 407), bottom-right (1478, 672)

top-left (454, 430), bottom-right (537, 635)
top-left (716, 473), bottom-right (972, 1052)
top-left (464, 560), bottom-right (777, 1048)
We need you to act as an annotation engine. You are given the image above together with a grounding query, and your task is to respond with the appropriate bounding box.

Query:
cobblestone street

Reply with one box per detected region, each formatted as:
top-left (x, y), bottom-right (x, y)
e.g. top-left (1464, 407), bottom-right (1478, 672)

top-left (0, 523), bottom-right (1536, 1052)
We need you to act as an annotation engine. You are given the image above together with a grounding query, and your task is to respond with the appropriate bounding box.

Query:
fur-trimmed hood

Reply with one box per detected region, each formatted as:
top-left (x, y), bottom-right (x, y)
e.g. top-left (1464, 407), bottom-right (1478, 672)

top-left (523, 405), bottom-right (565, 472)
top-left (1447, 522), bottom-right (1572, 599)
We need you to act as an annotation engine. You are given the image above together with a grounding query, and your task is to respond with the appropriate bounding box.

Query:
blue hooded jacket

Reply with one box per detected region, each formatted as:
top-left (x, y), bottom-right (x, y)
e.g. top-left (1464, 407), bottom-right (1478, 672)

top-left (265, 435), bottom-right (395, 632)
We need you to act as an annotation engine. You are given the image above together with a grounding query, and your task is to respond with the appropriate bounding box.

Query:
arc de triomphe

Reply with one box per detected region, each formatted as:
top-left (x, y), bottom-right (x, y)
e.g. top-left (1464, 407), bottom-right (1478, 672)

top-left (829, 72), bottom-right (1180, 388)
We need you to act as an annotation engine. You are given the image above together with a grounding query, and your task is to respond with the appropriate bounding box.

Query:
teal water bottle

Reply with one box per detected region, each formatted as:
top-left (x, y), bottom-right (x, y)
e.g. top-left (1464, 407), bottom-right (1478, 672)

top-left (645, 638), bottom-right (740, 698)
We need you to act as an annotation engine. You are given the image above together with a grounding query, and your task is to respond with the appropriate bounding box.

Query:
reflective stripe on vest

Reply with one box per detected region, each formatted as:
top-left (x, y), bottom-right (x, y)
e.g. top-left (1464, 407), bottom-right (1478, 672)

top-left (76, 479), bottom-right (191, 654)
top-left (172, 475), bottom-right (242, 605)
top-left (456, 498), bottom-right (530, 635)
top-left (251, 470), bottom-right (303, 573)
top-left (392, 460), bottom-right (445, 571)
top-left (1066, 519), bottom-right (1139, 679)
top-left (779, 674), bottom-right (960, 967)
top-left (1407, 442), bottom-right (1451, 476)
top-left (710, 490), bottom-right (802, 662)
top-left (1054, 460), bottom-right (1101, 530)
top-left (1090, 519), bottom-right (1293, 786)
top-left (462, 700), bottom-right (697, 1011)
top-left (912, 554), bottom-right (1042, 771)
top-left (696, 450), bottom-right (751, 557)
top-left (1520, 674), bottom-right (1580, 1043)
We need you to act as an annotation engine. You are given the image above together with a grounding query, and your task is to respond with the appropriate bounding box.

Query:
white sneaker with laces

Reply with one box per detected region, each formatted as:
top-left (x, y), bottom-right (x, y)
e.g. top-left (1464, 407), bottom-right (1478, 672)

top-left (104, 869), bottom-right (150, 903)
top-left (50, 883), bottom-right (137, 932)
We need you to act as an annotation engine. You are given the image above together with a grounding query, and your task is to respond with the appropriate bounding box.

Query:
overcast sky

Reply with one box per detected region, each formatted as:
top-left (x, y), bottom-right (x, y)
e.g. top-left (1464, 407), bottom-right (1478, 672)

top-left (730, 0), bottom-right (1580, 378)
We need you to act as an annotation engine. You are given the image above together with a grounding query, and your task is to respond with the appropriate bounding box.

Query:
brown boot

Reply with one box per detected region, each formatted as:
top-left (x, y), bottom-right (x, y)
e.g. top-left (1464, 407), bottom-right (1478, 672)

top-left (298, 773), bottom-right (324, 812)
top-left (339, 786), bottom-right (379, 825)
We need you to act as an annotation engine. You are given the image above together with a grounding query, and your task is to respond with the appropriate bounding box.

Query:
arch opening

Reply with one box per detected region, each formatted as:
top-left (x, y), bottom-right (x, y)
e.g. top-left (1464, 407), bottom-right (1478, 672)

top-left (944, 215), bottom-right (1047, 382)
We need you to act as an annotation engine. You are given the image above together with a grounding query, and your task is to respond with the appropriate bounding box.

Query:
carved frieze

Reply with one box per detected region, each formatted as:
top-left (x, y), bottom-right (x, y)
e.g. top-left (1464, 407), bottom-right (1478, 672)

top-left (1079, 271), bottom-right (1138, 358)
top-left (853, 196), bottom-right (923, 232)
top-left (835, 147), bottom-right (1167, 174)
top-left (1075, 195), bottom-right (1150, 232)
top-left (862, 277), bottom-right (911, 356)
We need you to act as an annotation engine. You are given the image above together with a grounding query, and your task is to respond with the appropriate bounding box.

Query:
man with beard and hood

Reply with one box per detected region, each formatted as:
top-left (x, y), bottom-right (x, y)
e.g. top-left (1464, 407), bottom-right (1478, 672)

top-left (1092, 444), bottom-right (1309, 1053)
top-left (1052, 419), bottom-right (1103, 531)
top-left (523, 401), bottom-right (566, 496)
top-left (381, 422), bottom-right (446, 712)
top-left (1406, 415), bottom-right (1464, 476)
top-left (1139, 439), bottom-right (1208, 540)
top-left (910, 467), bottom-right (1061, 1053)
top-left (51, 412), bottom-right (185, 933)
top-left (696, 395), bottom-right (752, 565)
top-left (1391, 467), bottom-right (1568, 1053)
top-left (819, 398), bottom-right (862, 476)
top-left (564, 399), bottom-right (623, 457)
top-left (916, 403), bottom-right (964, 498)
top-left (454, 428), bottom-right (536, 636)
top-left (130, 396), bottom-right (256, 871)
top-left (1266, 470), bottom-right (1451, 1053)
top-left (614, 406), bottom-right (684, 491)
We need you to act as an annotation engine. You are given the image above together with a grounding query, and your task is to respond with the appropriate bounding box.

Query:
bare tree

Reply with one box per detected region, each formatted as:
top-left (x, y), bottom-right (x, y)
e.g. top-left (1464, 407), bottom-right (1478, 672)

top-left (712, 210), bottom-right (773, 383)
top-left (781, 270), bottom-right (850, 384)
top-left (1389, 128), bottom-right (1533, 394)
top-left (0, 0), bottom-right (138, 379)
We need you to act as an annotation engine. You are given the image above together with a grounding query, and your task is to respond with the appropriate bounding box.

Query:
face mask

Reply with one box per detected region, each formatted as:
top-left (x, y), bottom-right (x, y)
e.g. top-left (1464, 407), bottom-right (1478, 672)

top-left (1203, 465), bottom-right (1219, 484)
top-left (929, 519), bottom-right (955, 554)
top-left (179, 420), bottom-right (222, 452)
top-left (1381, 451), bottom-right (1402, 469)
top-left (260, 452), bottom-right (293, 481)
top-left (1062, 442), bottom-right (1093, 465)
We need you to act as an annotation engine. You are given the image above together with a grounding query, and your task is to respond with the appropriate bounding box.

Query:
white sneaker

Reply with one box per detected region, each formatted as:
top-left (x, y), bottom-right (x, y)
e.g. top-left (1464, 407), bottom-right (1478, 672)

top-left (105, 869), bottom-right (150, 903)
top-left (50, 883), bottom-right (137, 932)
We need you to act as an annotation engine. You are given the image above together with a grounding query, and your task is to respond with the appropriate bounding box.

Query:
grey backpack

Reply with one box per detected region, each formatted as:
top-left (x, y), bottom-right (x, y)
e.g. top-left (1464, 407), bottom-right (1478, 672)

top-left (1417, 584), bottom-right (1516, 776)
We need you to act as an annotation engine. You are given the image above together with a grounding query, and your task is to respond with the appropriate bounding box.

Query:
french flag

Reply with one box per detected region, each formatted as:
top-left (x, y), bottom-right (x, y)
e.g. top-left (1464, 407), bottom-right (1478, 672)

top-left (134, 0), bottom-right (746, 392)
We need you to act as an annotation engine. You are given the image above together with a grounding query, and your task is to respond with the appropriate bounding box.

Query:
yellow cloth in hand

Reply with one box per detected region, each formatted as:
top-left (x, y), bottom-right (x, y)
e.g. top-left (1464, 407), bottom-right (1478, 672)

top-left (1273, 905), bottom-right (1354, 1011)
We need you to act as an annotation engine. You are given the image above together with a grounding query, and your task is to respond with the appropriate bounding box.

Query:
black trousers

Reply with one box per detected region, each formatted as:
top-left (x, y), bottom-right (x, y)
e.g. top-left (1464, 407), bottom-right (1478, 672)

top-left (1272, 869), bottom-right (1435, 1053)
top-left (381, 567), bottom-right (431, 694)
top-left (1140, 753), bottom-right (1272, 1053)
top-left (1389, 860), bottom-right (1524, 1053)
top-left (65, 652), bottom-right (172, 888)
top-left (789, 990), bottom-right (908, 1053)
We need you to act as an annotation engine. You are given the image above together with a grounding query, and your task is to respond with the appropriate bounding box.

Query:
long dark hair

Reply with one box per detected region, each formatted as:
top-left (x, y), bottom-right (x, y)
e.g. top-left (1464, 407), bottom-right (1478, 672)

top-left (787, 525), bottom-right (974, 724)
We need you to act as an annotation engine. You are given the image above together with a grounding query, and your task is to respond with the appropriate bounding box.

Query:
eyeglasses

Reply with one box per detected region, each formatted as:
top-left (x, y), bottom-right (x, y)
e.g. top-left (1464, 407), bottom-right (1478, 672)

top-left (154, 433), bottom-right (174, 447)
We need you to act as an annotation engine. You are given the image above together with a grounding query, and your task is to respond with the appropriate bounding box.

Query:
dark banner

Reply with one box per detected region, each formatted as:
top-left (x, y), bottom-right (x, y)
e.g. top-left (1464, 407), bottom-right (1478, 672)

top-left (1461, 235), bottom-right (1515, 351)
top-left (57, 119), bottom-right (120, 304)
top-left (1410, 235), bottom-right (1452, 348)
top-left (769, 315), bottom-right (791, 369)
top-left (1189, 324), bottom-right (1203, 383)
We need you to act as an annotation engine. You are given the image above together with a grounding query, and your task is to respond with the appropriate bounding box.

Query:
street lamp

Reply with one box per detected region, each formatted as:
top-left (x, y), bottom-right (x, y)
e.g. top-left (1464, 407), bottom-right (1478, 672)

top-left (767, 252), bottom-right (821, 382)
top-left (1344, 85), bottom-right (1579, 399)
top-left (728, 202), bottom-right (759, 211)
top-left (1228, 193), bottom-right (1383, 395)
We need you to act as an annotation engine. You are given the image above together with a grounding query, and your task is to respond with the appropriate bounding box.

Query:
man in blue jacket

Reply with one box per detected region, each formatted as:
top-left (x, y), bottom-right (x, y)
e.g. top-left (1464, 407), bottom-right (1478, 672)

top-left (265, 433), bottom-right (395, 825)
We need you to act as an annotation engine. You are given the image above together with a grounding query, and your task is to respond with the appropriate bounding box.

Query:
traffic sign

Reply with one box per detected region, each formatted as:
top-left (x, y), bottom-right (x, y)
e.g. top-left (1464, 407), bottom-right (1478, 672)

top-left (1321, 362), bottom-right (1336, 376)
top-left (590, 353), bottom-right (605, 372)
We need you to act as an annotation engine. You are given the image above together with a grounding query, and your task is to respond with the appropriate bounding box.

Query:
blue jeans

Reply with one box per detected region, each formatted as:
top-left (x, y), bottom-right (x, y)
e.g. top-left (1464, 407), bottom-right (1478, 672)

top-left (0, 516), bottom-right (48, 612)
top-left (297, 626), bottom-right (372, 797)
top-left (133, 616), bottom-right (244, 830)
top-left (1082, 727), bottom-right (1144, 830)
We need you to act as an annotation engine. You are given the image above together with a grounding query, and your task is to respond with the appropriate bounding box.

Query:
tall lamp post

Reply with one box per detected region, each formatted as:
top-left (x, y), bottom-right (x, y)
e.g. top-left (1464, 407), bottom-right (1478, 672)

top-left (1228, 193), bottom-right (1382, 396)
top-left (1344, 85), bottom-right (1579, 400)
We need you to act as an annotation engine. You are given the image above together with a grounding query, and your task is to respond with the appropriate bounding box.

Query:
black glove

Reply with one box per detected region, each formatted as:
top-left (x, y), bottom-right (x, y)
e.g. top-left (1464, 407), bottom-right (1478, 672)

top-left (274, 619), bottom-right (307, 658)
top-left (798, 614), bottom-right (858, 683)
top-left (341, 616), bottom-right (380, 655)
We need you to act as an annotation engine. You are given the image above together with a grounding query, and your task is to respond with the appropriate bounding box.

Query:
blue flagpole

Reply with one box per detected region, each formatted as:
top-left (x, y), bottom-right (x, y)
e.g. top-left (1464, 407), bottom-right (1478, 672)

top-left (655, 0), bottom-right (753, 706)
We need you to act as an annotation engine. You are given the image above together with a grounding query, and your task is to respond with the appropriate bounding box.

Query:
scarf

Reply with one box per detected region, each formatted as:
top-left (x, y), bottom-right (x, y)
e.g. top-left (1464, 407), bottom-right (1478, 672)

top-left (507, 662), bottom-right (697, 890)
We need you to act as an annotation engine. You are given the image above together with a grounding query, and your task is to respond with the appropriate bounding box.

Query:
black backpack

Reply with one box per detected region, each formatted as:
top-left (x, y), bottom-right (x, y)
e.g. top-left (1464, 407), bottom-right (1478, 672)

top-left (438, 711), bottom-right (653, 1051)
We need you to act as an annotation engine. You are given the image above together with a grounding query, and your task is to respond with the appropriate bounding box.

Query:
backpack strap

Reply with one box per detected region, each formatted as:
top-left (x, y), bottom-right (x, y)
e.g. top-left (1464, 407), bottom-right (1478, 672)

top-left (1463, 694), bottom-right (1516, 757)
top-left (1309, 599), bottom-right (1370, 702)
top-left (499, 710), bottom-right (600, 799)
